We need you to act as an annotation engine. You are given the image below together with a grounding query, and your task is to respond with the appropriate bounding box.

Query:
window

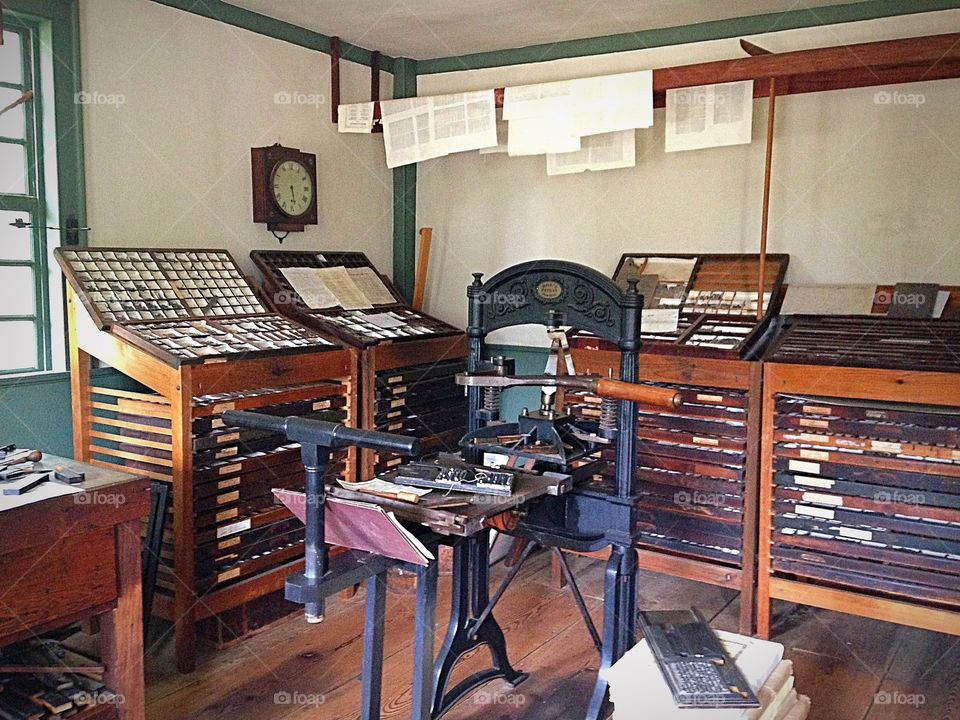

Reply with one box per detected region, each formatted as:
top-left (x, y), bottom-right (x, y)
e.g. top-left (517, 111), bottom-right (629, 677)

top-left (0, 16), bottom-right (57, 373)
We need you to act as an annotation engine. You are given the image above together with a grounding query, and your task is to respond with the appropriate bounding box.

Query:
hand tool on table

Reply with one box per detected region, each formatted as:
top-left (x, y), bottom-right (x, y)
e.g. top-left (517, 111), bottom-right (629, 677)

top-left (0, 449), bottom-right (42, 468)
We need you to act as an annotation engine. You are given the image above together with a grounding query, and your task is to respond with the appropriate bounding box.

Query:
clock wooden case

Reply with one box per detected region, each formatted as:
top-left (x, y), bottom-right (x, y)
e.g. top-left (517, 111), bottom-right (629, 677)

top-left (251, 143), bottom-right (318, 233)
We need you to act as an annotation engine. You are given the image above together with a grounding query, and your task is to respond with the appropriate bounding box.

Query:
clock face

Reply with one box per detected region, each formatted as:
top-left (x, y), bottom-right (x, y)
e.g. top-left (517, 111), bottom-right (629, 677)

top-left (270, 160), bottom-right (314, 218)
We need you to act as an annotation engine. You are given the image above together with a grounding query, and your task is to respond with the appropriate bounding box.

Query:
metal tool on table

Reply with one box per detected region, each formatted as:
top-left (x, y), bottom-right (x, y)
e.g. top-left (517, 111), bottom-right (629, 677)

top-left (0, 448), bottom-right (42, 468)
top-left (1, 472), bottom-right (52, 496)
top-left (53, 465), bottom-right (85, 484)
top-left (391, 457), bottom-right (515, 496)
top-left (0, 449), bottom-right (44, 483)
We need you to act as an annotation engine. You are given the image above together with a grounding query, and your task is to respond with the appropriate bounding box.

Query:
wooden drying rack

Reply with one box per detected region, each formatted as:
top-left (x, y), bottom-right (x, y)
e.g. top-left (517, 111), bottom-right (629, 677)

top-left (330, 31), bottom-right (960, 311)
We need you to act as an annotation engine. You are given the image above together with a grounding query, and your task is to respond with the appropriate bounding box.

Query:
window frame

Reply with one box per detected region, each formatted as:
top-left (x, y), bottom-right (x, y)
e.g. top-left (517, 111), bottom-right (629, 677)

top-left (0, 0), bottom-right (86, 380)
top-left (0, 16), bottom-right (52, 373)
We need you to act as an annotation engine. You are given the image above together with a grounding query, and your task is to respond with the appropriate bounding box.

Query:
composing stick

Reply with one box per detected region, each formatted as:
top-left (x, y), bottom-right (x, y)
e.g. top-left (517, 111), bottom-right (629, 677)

top-left (2, 472), bottom-right (52, 495)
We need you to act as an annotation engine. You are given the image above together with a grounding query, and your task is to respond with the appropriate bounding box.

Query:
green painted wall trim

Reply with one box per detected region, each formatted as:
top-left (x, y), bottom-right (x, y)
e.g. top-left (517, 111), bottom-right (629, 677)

top-left (417, 0), bottom-right (960, 74)
top-left (391, 58), bottom-right (418, 301)
top-left (148, 0), bottom-right (395, 71)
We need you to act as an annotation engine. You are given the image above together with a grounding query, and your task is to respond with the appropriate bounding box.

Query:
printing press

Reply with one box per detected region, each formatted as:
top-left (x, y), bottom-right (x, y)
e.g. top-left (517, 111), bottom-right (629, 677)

top-left (227, 260), bottom-right (682, 720)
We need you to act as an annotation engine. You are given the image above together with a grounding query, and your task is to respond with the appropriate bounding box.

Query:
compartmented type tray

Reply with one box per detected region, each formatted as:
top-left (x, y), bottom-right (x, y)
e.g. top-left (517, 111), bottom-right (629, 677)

top-left (55, 247), bottom-right (341, 367)
top-left (56, 248), bottom-right (265, 327)
top-left (250, 250), bottom-right (462, 348)
top-left (607, 253), bottom-right (789, 358)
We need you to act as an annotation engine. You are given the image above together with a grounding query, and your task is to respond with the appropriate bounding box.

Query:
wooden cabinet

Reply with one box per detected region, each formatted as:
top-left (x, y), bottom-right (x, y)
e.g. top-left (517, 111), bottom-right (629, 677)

top-left (57, 247), bottom-right (359, 673)
top-left (757, 316), bottom-right (960, 637)
top-left (251, 250), bottom-right (467, 480)
top-left (0, 457), bottom-right (150, 720)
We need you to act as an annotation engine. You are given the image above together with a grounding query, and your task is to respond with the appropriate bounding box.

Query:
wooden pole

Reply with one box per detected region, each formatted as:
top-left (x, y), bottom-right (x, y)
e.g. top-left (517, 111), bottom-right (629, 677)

top-left (757, 77), bottom-right (777, 320)
top-left (412, 227), bottom-right (433, 311)
top-left (370, 50), bottom-right (381, 101)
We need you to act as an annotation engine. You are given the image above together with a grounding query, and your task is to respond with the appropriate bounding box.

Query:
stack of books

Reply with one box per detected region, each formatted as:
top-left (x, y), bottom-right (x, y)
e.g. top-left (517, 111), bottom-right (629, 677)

top-left (601, 631), bottom-right (810, 719)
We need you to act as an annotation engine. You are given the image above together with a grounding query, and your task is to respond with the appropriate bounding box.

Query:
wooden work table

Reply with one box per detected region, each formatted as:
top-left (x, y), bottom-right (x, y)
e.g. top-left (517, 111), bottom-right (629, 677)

top-left (0, 456), bottom-right (150, 720)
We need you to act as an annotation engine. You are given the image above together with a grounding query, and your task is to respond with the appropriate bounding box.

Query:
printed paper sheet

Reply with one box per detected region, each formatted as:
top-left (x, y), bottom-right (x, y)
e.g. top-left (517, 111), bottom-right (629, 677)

top-left (314, 266), bottom-right (373, 310)
top-left (505, 71), bottom-right (653, 157)
top-left (665, 80), bottom-right (754, 152)
top-left (381, 90), bottom-right (497, 167)
top-left (546, 130), bottom-right (635, 175)
top-left (508, 116), bottom-right (581, 156)
top-left (338, 102), bottom-right (375, 133)
top-left (280, 267), bottom-right (339, 310)
top-left (346, 267), bottom-right (396, 305)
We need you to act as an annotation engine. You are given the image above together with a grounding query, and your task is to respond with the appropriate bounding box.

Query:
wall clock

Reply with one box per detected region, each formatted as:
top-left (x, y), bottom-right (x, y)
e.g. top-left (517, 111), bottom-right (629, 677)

top-left (251, 143), bottom-right (318, 241)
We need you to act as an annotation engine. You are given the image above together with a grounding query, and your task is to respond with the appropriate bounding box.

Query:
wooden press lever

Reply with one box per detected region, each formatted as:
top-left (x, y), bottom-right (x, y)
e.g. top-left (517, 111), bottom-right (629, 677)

top-left (455, 372), bottom-right (682, 409)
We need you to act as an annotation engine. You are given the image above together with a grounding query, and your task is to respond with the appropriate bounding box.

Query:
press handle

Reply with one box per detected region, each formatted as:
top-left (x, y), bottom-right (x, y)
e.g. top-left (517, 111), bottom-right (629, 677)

top-left (594, 379), bottom-right (682, 408)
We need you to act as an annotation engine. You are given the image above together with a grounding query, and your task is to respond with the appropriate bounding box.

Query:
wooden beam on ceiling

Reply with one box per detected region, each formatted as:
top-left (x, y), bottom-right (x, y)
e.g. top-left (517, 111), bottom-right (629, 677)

top-left (649, 31), bottom-right (960, 106)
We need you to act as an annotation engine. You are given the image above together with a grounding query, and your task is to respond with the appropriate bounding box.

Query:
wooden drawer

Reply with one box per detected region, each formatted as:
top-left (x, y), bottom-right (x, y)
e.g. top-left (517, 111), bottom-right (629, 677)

top-left (190, 350), bottom-right (353, 396)
top-left (0, 526), bottom-right (117, 645)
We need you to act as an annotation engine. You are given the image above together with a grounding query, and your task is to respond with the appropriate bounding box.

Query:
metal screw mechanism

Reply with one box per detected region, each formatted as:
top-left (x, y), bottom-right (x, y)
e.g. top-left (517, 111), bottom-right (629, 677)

top-left (599, 368), bottom-right (619, 439)
top-left (482, 386), bottom-right (501, 413)
top-left (599, 397), bottom-right (619, 433)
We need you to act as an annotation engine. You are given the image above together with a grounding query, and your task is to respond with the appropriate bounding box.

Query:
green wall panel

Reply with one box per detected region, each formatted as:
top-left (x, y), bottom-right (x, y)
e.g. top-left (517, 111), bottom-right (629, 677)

top-left (0, 368), bottom-right (137, 457)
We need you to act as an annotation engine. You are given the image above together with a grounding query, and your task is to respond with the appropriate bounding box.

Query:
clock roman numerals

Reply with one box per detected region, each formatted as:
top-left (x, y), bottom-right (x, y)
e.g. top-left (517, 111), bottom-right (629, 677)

top-left (268, 159), bottom-right (314, 218)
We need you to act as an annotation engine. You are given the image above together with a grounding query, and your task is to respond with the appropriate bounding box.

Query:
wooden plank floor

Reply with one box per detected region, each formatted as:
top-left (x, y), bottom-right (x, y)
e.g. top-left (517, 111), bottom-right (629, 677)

top-left (143, 551), bottom-right (960, 720)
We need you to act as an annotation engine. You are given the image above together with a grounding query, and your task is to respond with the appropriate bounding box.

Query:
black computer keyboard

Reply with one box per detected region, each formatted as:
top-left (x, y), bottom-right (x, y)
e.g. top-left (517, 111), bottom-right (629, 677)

top-left (639, 609), bottom-right (760, 709)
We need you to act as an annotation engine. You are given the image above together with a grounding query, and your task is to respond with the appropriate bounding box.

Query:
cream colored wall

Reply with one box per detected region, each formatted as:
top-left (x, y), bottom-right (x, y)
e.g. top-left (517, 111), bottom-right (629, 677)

top-left (417, 12), bottom-right (960, 345)
top-left (79, 0), bottom-right (393, 278)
